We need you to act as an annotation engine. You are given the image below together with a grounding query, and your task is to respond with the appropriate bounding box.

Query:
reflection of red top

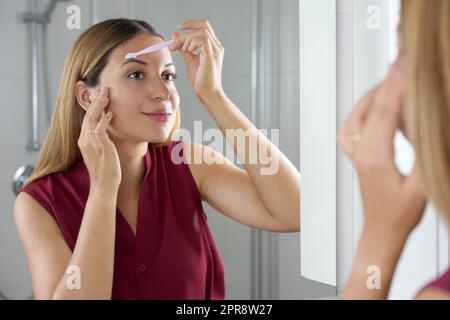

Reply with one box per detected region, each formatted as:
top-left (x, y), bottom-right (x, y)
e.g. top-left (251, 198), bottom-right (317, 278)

top-left (19, 140), bottom-right (225, 300)
top-left (422, 268), bottom-right (450, 295)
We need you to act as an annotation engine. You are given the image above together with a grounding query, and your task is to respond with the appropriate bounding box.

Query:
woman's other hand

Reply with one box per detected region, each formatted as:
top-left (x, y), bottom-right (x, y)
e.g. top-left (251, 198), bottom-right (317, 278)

top-left (337, 62), bottom-right (427, 241)
top-left (78, 87), bottom-right (122, 193)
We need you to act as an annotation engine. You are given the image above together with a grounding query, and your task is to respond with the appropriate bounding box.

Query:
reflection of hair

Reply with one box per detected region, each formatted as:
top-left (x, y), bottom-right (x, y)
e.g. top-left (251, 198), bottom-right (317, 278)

top-left (402, 0), bottom-right (450, 223)
top-left (24, 19), bottom-right (181, 187)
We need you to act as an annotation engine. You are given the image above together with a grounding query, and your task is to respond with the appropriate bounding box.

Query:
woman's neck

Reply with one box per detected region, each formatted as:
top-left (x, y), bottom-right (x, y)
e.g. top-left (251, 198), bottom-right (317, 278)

top-left (113, 139), bottom-right (148, 193)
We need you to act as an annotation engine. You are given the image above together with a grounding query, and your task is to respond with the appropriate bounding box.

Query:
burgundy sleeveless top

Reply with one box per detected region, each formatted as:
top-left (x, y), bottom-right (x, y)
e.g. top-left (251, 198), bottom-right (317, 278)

top-left (423, 268), bottom-right (450, 295)
top-left (19, 140), bottom-right (225, 300)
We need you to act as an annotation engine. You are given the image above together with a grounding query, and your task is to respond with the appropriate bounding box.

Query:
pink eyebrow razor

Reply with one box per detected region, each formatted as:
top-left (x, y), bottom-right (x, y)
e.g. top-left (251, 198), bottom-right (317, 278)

top-left (125, 39), bottom-right (175, 60)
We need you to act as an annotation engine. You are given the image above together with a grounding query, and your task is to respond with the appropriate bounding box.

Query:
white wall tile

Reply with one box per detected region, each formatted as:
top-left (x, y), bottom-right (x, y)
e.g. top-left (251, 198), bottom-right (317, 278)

top-left (279, 72), bottom-right (300, 131)
top-left (0, 78), bottom-right (35, 299)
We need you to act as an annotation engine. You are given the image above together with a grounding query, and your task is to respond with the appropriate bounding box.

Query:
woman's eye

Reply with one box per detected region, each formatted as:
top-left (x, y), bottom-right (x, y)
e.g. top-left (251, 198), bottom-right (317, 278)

top-left (128, 71), bottom-right (144, 80)
top-left (163, 72), bottom-right (178, 82)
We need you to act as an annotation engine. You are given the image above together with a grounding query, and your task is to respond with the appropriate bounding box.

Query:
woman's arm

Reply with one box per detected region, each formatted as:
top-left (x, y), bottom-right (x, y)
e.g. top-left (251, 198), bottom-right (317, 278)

top-left (200, 93), bottom-right (300, 231)
top-left (337, 63), bottom-right (427, 299)
top-left (15, 185), bottom-right (118, 299)
top-left (170, 20), bottom-right (300, 232)
top-left (185, 140), bottom-right (299, 232)
top-left (341, 228), bottom-right (408, 299)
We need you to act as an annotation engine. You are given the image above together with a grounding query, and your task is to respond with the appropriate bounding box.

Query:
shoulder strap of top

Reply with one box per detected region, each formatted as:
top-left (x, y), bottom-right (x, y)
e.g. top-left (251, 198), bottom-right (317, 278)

top-left (425, 268), bottom-right (450, 294)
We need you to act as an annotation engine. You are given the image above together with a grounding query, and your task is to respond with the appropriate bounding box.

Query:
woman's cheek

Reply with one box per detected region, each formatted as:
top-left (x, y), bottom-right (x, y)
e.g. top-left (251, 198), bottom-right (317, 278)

top-left (109, 87), bottom-right (142, 114)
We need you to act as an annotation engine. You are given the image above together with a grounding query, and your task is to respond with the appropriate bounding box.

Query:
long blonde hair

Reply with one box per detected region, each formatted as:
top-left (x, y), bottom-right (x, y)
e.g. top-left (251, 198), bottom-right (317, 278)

top-left (24, 19), bottom-right (181, 187)
top-left (402, 0), bottom-right (450, 223)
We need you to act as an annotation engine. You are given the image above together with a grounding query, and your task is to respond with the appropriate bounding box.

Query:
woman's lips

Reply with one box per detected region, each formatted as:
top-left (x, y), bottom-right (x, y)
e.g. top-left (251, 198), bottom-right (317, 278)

top-left (143, 112), bottom-right (171, 123)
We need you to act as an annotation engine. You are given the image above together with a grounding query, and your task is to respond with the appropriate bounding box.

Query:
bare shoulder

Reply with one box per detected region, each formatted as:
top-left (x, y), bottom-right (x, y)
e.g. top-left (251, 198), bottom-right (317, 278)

top-left (15, 191), bottom-right (49, 220)
top-left (180, 141), bottom-right (233, 199)
top-left (180, 141), bottom-right (231, 164)
top-left (415, 287), bottom-right (450, 300)
top-left (15, 192), bottom-right (46, 222)
top-left (14, 191), bottom-right (63, 240)
top-left (14, 192), bottom-right (71, 299)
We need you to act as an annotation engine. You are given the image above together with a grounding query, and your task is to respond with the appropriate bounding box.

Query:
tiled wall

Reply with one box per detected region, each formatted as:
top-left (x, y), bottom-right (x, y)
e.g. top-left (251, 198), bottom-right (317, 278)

top-left (0, 1), bottom-right (32, 299)
top-left (0, 0), bottom-right (91, 299)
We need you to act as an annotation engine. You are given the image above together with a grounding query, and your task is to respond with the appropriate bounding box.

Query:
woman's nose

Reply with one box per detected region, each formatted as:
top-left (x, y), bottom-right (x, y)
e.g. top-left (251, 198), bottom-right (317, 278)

top-left (151, 80), bottom-right (171, 102)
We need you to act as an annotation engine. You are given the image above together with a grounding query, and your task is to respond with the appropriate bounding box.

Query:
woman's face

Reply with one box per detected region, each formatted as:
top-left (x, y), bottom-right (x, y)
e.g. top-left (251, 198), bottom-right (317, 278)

top-left (96, 33), bottom-right (180, 144)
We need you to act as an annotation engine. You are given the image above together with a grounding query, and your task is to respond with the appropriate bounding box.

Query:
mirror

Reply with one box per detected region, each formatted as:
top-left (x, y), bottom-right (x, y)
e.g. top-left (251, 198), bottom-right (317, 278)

top-left (0, 0), bottom-right (310, 300)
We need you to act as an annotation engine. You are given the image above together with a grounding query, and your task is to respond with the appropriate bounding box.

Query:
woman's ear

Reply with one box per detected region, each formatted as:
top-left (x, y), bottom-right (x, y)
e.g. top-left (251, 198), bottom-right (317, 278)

top-left (75, 81), bottom-right (97, 112)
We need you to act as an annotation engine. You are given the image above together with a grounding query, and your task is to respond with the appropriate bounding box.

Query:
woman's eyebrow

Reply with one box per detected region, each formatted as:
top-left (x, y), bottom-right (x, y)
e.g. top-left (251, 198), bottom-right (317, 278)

top-left (121, 58), bottom-right (148, 67)
top-left (120, 60), bottom-right (174, 68)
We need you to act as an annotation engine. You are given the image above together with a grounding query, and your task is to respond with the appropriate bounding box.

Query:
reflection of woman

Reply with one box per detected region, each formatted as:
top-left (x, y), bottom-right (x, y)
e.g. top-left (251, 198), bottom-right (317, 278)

top-left (339, 0), bottom-right (450, 299)
top-left (14, 19), bottom-right (300, 299)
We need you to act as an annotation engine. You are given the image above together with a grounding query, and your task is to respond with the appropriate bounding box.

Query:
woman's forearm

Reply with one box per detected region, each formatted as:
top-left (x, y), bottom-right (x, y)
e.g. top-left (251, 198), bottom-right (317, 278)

top-left (341, 228), bottom-right (408, 299)
top-left (201, 91), bottom-right (300, 230)
top-left (52, 187), bottom-right (118, 299)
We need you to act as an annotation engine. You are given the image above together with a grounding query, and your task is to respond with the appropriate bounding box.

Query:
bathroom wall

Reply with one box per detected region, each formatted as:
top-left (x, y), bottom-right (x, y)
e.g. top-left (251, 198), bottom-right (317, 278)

top-left (0, 0), bottom-right (33, 299)
top-left (0, 0), bottom-right (91, 299)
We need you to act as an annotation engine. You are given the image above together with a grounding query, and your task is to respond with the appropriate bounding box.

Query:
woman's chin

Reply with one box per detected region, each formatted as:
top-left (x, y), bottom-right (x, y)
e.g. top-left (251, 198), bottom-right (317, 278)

top-left (144, 132), bottom-right (171, 144)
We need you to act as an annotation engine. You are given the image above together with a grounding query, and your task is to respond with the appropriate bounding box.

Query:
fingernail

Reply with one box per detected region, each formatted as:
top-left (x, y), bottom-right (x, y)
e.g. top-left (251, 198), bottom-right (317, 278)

top-left (101, 87), bottom-right (108, 95)
top-left (106, 111), bottom-right (113, 117)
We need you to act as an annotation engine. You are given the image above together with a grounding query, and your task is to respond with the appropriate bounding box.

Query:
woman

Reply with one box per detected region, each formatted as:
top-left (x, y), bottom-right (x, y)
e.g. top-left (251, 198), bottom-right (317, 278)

top-left (14, 19), bottom-right (300, 299)
top-left (338, 0), bottom-right (450, 299)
